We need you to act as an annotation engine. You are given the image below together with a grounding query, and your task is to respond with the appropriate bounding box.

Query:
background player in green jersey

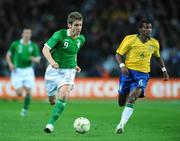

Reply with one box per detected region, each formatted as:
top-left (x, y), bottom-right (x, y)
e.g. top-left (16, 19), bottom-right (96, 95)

top-left (6, 28), bottom-right (40, 116)
top-left (42, 11), bottom-right (85, 133)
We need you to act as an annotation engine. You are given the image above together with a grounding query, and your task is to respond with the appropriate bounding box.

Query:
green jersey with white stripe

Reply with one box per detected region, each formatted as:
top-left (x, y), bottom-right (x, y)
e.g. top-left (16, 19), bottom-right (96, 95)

top-left (8, 40), bottom-right (40, 68)
top-left (45, 29), bottom-right (85, 68)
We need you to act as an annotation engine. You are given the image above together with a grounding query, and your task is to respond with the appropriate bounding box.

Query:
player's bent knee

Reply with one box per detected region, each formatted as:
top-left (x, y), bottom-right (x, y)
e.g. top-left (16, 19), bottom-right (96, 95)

top-left (26, 90), bottom-right (31, 96)
top-left (16, 90), bottom-right (23, 96)
top-left (127, 95), bottom-right (136, 103)
top-left (50, 102), bottom-right (55, 105)
top-left (58, 93), bottom-right (67, 101)
top-left (17, 92), bottom-right (22, 96)
top-left (58, 86), bottom-right (71, 100)
top-left (49, 96), bottom-right (56, 105)
top-left (49, 99), bottom-right (55, 105)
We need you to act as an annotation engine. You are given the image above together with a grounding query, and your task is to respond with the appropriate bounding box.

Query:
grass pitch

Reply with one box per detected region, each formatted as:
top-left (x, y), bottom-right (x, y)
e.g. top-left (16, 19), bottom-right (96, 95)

top-left (0, 99), bottom-right (180, 141)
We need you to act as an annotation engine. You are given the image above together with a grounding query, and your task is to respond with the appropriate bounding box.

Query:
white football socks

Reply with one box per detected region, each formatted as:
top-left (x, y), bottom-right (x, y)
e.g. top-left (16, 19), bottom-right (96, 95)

top-left (119, 106), bottom-right (134, 127)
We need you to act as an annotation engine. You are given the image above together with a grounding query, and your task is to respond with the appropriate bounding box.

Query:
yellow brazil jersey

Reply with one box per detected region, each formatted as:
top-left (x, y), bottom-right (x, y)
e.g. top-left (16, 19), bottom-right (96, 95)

top-left (116, 34), bottom-right (160, 73)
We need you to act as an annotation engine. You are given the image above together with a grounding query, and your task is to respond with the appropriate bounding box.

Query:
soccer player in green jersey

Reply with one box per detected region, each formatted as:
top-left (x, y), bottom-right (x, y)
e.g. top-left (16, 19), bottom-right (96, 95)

top-left (42, 11), bottom-right (85, 133)
top-left (6, 28), bottom-right (40, 116)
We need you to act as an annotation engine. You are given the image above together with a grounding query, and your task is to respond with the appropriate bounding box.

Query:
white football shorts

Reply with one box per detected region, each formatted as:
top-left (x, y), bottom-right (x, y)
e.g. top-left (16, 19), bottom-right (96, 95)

top-left (44, 65), bottom-right (76, 97)
top-left (11, 67), bottom-right (35, 90)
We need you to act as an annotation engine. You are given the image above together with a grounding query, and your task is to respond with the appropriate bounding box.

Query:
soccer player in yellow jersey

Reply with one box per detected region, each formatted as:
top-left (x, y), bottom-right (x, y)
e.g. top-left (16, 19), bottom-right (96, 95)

top-left (115, 19), bottom-right (169, 134)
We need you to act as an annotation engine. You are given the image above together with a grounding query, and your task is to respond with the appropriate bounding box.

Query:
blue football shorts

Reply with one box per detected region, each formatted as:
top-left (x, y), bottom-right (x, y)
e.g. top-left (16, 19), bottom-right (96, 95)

top-left (118, 69), bottom-right (150, 97)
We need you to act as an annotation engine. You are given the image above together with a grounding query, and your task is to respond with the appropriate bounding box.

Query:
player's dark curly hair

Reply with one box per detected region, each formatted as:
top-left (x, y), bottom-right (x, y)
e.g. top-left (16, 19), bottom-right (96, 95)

top-left (138, 19), bottom-right (152, 28)
top-left (67, 11), bottom-right (83, 25)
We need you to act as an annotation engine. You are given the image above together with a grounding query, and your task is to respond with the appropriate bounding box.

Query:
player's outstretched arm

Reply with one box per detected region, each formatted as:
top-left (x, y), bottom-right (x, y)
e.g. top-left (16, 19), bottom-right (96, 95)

top-left (154, 56), bottom-right (169, 81)
top-left (42, 45), bottom-right (59, 69)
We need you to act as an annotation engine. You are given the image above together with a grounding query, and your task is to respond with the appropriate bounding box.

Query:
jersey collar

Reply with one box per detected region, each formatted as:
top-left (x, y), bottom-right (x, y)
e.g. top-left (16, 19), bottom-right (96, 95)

top-left (67, 29), bottom-right (80, 38)
top-left (67, 29), bottom-right (70, 36)
top-left (20, 39), bottom-right (31, 45)
top-left (137, 34), bottom-right (151, 43)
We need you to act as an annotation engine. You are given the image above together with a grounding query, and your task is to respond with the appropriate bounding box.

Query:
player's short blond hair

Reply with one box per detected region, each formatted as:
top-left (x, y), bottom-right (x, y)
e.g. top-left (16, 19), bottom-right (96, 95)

top-left (67, 11), bottom-right (83, 25)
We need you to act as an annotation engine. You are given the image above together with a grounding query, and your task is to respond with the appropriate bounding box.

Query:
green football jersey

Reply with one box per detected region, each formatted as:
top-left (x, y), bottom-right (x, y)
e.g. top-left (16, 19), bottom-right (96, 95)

top-left (45, 29), bottom-right (85, 68)
top-left (8, 40), bottom-right (40, 68)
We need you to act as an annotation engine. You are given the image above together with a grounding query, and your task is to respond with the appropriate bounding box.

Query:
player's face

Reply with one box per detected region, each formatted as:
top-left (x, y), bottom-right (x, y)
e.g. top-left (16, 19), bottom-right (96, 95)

top-left (69, 20), bottom-right (83, 36)
top-left (139, 23), bottom-right (152, 38)
top-left (22, 29), bottom-right (32, 41)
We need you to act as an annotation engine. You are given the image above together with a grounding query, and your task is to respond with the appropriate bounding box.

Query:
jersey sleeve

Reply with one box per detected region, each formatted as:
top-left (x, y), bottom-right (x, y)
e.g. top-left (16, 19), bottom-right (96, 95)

top-left (81, 35), bottom-right (86, 46)
top-left (116, 35), bottom-right (133, 55)
top-left (32, 43), bottom-right (40, 57)
top-left (45, 31), bottom-right (62, 49)
top-left (8, 41), bottom-right (16, 55)
top-left (153, 40), bottom-right (160, 58)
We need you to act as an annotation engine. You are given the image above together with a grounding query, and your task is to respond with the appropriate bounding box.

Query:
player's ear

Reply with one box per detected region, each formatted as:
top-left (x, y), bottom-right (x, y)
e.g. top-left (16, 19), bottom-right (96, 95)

top-left (21, 30), bottom-right (24, 37)
top-left (138, 27), bottom-right (142, 33)
top-left (68, 23), bottom-right (72, 28)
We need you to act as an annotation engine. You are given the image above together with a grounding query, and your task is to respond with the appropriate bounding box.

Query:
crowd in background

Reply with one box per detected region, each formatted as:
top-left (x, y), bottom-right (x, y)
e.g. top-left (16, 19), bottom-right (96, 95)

top-left (0, 0), bottom-right (180, 77)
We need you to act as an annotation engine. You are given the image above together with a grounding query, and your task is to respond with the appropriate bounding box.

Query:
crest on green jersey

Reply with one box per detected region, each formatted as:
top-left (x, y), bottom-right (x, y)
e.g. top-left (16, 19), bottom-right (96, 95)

top-left (77, 40), bottom-right (81, 48)
top-left (18, 45), bottom-right (23, 53)
top-left (29, 45), bottom-right (33, 52)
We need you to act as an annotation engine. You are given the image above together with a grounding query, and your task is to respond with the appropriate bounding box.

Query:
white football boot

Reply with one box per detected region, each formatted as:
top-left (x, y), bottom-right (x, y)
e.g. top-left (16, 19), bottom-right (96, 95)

top-left (115, 123), bottom-right (124, 134)
top-left (20, 109), bottom-right (28, 117)
top-left (44, 124), bottom-right (54, 133)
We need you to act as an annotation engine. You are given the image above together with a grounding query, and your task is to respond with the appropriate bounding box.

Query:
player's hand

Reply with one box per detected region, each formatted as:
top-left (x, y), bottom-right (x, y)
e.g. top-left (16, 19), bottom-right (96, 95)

top-left (121, 66), bottom-right (129, 76)
top-left (50, 61), bottom-right (59, 69)
top-left (76, 66), bottom-right (81, 73)
top-left (163, 71), bottom-right (169, 81)
top-left (9, 63), bottom-right (15, 71)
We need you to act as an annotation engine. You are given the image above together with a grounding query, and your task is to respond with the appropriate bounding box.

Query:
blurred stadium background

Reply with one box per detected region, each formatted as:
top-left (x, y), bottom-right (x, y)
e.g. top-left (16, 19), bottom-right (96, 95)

top-left (0, 0), bottom-right (180, 141)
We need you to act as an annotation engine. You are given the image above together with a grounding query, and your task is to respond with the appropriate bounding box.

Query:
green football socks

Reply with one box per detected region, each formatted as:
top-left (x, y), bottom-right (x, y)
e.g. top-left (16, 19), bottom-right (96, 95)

top-left (48, 99), bottom-right (66, 125)
top-left (23, 94), bottom-right (31, 110)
